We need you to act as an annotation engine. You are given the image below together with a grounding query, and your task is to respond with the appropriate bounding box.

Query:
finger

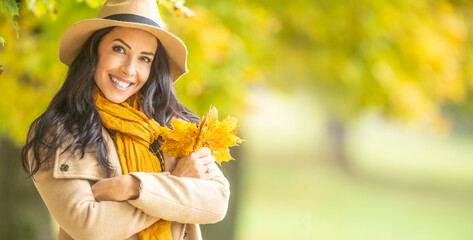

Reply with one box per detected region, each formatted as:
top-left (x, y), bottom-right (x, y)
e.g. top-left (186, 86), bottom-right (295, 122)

top-left (204, 164), bottom-right (217, 180)
top-left (200, 155), bottom-right (215, 165)
top-left (196, 147), bottom-right (211, 157)
top-left (208, 170), bottom-right (216, 180)
top-left (208, 163), bottom-right (220, 173)
top-left (201, 164), bottom-right (210, 174)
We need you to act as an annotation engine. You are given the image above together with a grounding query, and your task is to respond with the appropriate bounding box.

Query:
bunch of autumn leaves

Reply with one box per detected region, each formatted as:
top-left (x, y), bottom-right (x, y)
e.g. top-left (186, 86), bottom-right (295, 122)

top-left (159, 107), bottom-right (243, 163)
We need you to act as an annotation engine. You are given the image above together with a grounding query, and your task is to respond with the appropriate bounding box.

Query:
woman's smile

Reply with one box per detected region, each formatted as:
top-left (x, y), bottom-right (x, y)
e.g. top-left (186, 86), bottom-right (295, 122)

top-left (110, 74), bottom-right (132, 89)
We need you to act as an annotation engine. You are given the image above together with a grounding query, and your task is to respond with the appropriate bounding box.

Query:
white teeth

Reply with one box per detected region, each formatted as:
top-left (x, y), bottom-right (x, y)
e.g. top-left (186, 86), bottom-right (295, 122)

top-left (110, 75), bottom-right (131, 88)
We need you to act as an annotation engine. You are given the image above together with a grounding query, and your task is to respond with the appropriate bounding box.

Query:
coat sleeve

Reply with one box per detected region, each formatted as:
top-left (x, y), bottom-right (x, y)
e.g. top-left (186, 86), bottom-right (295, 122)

top-left (127, 163), bottom-right (230, 224)
top-left (33, 168), bottom-right (159, 240)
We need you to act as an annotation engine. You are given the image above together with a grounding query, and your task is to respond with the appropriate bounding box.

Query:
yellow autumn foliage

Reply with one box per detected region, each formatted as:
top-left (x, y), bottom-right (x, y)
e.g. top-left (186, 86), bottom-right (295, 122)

top-left (159, 107), bottom-right (243, 163)
top-left (159, 118), bottom-right (199, 158)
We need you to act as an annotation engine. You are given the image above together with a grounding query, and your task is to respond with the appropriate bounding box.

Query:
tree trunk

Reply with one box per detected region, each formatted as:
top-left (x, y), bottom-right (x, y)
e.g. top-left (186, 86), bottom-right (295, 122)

top-left (327, 118), bottom-right (351, 173)
top-left (0, 137), bottom-right (53, 240)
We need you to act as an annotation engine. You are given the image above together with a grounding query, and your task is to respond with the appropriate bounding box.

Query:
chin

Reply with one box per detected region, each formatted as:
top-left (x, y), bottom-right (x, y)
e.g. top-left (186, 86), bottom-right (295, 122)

top-left (106, 94), bottom-right (128, 104)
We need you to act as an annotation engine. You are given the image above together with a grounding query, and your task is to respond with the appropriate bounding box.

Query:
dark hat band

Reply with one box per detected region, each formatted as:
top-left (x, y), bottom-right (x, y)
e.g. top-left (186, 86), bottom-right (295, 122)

top-left (104, 14), bottom-right (161, 28)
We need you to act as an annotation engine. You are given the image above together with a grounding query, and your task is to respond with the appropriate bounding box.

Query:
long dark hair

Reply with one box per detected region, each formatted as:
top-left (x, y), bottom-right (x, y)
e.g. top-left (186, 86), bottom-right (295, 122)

top-left (21, 27), bottom-right (199, 177)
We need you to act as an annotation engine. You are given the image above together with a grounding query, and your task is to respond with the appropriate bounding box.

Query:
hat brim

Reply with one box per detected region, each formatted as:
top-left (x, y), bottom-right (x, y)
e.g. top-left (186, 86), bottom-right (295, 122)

top-left (59, 19), bottom-right (188, 82)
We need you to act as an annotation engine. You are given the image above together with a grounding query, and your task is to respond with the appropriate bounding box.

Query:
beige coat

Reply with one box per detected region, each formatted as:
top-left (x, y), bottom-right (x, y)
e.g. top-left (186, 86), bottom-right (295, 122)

top-left (31, 129), bottom-right (230, 240)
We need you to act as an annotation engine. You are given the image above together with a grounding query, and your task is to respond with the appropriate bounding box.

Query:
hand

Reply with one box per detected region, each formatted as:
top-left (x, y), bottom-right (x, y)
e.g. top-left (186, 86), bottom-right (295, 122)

top-left (91, 174), bottom-right (141, 202)
top-left (172, 147), bottom-right (216, 180)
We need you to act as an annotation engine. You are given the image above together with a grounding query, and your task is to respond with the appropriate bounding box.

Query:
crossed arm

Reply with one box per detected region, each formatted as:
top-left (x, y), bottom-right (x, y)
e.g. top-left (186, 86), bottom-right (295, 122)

top-left (91, 147), bottom-right (217, 202)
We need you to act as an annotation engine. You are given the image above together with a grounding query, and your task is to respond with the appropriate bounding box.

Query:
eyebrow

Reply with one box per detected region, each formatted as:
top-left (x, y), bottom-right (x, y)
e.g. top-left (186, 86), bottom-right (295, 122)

top-left (113, 39), bottom-right (131, 50)
top-left (141, 51), bottom-right (154, 56)
top-left (113, 38), bottom-right (155, 56)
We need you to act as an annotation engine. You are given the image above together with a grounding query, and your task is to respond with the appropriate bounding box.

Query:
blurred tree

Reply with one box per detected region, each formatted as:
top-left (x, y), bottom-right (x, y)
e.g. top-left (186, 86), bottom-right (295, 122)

top-left (168, 0), bottom-right (473, 170)
top-left (169, 0), bottom-right (473, 171)
top-left (0, 137), bottom-right (53, 239)
top-left (206, 0), bottom-right (473, 170)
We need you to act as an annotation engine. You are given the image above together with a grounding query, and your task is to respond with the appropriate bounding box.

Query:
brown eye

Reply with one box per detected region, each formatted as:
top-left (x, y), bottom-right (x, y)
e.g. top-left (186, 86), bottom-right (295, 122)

top-left (139, 56), bottom-right (151, 63)
top-left (112, 46), bottom-right (126, 54)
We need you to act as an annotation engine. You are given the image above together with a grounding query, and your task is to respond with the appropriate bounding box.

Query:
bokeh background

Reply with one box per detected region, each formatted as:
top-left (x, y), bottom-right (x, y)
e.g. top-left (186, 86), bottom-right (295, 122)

top-left (2, 0), bottom-right (473, 239)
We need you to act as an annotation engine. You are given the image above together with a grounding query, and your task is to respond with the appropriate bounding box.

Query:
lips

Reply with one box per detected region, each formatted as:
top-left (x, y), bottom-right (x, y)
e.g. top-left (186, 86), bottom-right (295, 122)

top-left (110, 74), bottom-right (132, 89)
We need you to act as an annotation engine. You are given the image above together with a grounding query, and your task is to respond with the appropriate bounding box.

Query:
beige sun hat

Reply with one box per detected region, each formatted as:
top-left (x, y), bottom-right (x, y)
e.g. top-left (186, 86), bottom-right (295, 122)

top-left (59, 0), bottom-right (188, 82)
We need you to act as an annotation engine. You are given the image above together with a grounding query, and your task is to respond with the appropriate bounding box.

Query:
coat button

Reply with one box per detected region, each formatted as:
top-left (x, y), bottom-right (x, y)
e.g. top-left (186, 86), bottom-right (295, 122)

top-left (60, 164), bottom-right (69, 172)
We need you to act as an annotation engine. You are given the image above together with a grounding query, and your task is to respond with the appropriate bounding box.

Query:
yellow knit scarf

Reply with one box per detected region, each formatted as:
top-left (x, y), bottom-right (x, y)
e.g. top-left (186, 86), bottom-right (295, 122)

top-left (94, 89), bottom-right (172, 240)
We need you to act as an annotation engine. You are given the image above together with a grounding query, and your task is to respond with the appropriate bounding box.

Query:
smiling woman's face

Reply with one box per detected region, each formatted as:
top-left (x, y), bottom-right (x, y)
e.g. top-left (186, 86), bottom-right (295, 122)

top-left (94, 27), bottom-right (158, 103)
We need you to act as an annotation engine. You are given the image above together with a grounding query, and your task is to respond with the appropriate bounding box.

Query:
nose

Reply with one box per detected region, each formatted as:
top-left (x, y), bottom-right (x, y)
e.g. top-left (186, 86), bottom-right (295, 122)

top-left (120, 57), bottom-right (136, 77)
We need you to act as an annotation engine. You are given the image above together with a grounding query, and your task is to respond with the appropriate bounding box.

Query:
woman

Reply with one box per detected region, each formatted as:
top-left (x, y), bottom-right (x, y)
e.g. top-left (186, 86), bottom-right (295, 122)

top-left (21, 0), bottom-right (230, 239)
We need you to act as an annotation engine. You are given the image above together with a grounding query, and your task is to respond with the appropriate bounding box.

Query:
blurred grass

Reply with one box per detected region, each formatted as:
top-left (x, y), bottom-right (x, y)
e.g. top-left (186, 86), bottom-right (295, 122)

top-left (347, 113), bottom-right (473, 191)
top-left (236, 88), bottom-right (473, 240)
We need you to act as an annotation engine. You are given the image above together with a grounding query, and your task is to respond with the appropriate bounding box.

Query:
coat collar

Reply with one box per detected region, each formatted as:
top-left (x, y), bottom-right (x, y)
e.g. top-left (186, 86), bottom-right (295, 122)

top-left (52, 128), bottom-right (122, 180)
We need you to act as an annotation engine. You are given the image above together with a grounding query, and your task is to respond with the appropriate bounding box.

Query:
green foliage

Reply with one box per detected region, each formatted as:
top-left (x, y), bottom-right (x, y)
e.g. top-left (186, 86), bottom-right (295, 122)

top-left (305, 0), bottom-right (472, 124)
top-left (0, 0), bottom-right (19, 15)
top-left (2, 0), bottom-right (473, 144)
top-left (76, 0), bottom-right (106, 9)
top-left (25, 0), bottom-right (57, 17)
top-left (179, 0), bottom-right (473, 132)
top-left (254, 0), bottom-right (473, 130)
top-left (0, 0), bottom-right (19, 41)
top-left (0, 0), bottom-right (95, 144)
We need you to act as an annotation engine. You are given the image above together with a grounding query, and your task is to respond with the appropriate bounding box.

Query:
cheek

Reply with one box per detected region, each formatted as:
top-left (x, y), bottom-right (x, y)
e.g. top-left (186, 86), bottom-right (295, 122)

top-left (94, 55), bottom-right (117, 82)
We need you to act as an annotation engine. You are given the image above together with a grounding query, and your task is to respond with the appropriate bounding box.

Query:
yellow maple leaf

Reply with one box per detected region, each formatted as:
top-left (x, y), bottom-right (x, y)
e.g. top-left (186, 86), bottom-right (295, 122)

top-left (196, 107), bottom-right (243, 163)
top-left (158, 118), bottom-right (198, 158)
top-left (212, 148), bottom-right (233, 163)
top-left (159, 107), bottom-right (243, 164)
top-left (194, 114), bottom-right (208, 151)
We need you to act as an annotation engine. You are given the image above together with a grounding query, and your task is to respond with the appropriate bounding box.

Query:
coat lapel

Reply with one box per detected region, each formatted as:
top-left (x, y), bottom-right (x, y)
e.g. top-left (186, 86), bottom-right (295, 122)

top-left (52, 128), bottom-right (122, 180)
